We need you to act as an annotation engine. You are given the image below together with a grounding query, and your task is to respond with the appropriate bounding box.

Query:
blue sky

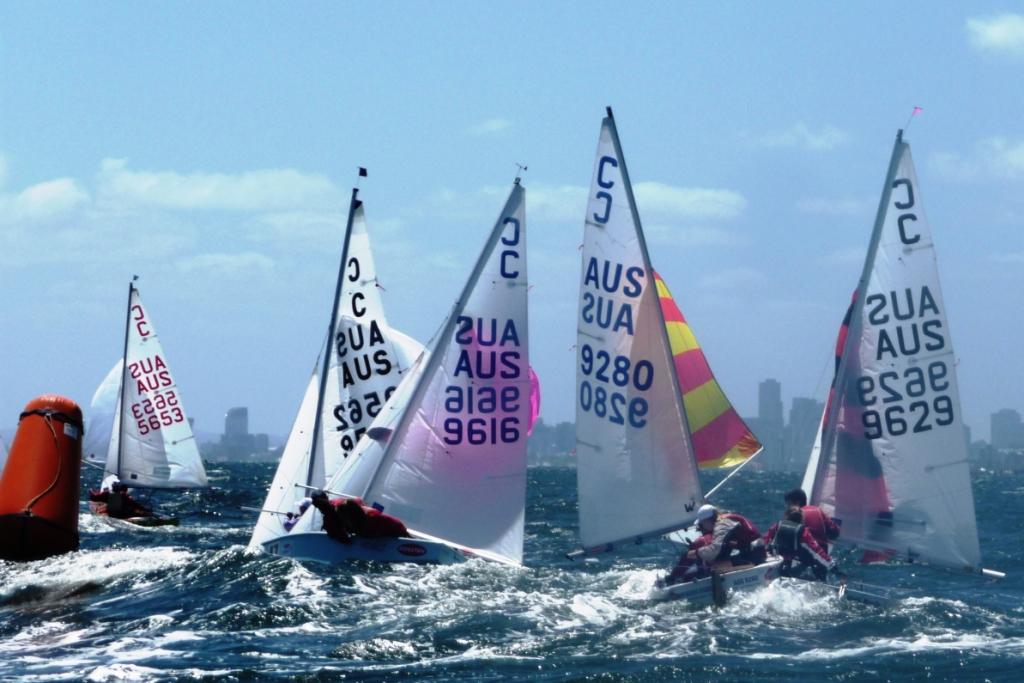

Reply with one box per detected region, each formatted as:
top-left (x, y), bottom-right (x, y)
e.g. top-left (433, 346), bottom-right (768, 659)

top-left (2, 4), bottom-right (1022, 441)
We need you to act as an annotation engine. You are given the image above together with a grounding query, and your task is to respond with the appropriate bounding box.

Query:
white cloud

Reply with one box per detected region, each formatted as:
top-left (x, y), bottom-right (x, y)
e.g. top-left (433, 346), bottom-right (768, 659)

top-left (0, 177), bottom-right (89, 220)
top-left (796, 197), bottom-right (871, 216)
top-left (967, 14), bottom-right (1024, 58)
top-left (96, 158), bottom-right (342, 211)
top-left (634, 182), bottom-right (746, 221)
top-left (468, 118), bottom-right (512, 135)
top-left (425, 181), bottom-right (745, 227)
top-left (646, 224), bottom-right (748, 248)
top-left (176, 252), bottom-right (274, 277)
top-left (698, 267), bottom-right (766, 290)
top-left (754, 123), bottom-right (850, 151)
top-left (930, 137), bottom-right (1024, 182)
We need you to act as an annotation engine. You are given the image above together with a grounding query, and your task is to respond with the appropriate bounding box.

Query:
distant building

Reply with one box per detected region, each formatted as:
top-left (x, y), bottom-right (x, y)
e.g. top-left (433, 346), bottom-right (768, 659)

top-left (784, 397), bottom-right (824, 473)
top-left (751, 379), bottom-right (785, 471)
top-left (225, 407), bottom-right (248, 438)
top-left (991, 409), bottom-right (1024, 450)
top-left (759, 379), bottom-right (784, 429)
top-left (203, 406), bottom-right (273, 462)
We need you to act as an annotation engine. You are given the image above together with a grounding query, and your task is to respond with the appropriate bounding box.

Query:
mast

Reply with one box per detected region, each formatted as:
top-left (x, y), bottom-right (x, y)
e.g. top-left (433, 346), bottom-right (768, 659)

top-left (807, 130), bottom-right (905, 501)
top-left (361, 181), bottom-right (524, 500)
top-left (305, 183), bottom-right (362, 488)
top-left (115, 276), bottom-right (137, 478)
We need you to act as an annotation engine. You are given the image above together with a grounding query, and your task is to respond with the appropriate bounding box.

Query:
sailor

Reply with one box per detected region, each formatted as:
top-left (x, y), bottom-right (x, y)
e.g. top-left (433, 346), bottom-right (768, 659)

top-left (721, 511), bottom-right (768, 564)
top-left (784, 488), bottom-right (840, 550)
top-left (665, 504), bottom-right (766, 584)
top-left (664, 532), bottom-right (713, 584)
top-left (104, 482), bottom-right (154, 519)
top-left (765, 509), bottom-right (836, 580)
top-left (310, 491), bottom-right (409, 544)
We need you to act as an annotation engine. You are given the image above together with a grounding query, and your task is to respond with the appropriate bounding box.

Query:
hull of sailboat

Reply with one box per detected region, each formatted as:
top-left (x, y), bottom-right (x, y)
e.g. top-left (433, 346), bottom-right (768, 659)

top-left (87, 501), bottom-right (179, 527)
top-left (651, 559), bottom-right (783, 606)
top-left (261, 532), bottom-right (467, 565)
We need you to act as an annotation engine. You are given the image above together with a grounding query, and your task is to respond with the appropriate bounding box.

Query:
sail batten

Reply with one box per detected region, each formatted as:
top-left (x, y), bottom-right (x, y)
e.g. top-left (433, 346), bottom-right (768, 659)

top-left (803, 132), bottom-right (981, 570)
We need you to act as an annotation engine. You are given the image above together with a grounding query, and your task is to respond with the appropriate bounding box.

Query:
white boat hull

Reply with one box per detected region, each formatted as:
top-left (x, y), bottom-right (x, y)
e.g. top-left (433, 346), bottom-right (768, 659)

top-left (261, 532), bottom-right (467, 565)
top-left (651, 558), bottom-right (784, 606)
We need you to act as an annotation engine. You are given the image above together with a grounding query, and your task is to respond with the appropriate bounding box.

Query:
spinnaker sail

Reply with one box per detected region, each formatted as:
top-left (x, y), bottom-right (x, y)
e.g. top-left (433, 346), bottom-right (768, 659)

top-left (802, 131), bottom-right (981, 571)
top-left (655, 271), bottom-right (762, 470)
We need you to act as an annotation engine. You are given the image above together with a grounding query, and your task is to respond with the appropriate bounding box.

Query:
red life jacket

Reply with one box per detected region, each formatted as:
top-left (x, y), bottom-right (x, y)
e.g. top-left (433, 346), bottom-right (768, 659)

top-left (359, 508), bottom-right (409, 538)
top-left (800, 505), bottom-right (838, 549)
top-left (322, 498), bottom-right (409, 540)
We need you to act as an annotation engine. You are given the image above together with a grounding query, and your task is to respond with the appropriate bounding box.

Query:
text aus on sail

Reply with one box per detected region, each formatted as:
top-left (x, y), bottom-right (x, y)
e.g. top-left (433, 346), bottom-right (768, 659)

top-left (443, 214), bottom-right (526, 448)
top-left (331, 254), bottom-right (404, 456)
top-left (856, 177), bottom-right (956, 441)
top-left (577, 153), bottom-right (654, 432)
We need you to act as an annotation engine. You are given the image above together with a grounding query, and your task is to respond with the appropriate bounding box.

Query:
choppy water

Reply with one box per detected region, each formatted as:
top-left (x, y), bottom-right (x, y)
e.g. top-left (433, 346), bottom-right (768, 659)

top-left (2, 465), bottom-right (1022, 681)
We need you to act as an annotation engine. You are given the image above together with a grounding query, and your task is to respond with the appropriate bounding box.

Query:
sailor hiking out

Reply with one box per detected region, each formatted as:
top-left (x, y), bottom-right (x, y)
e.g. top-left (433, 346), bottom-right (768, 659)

top-left (310, 491), bottom-right (409, 544)
top-left (665, 504), bottom-right (767, 585)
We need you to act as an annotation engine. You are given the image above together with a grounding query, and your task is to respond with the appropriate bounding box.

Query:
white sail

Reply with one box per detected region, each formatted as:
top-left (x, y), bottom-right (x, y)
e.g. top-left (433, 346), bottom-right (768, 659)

top-left (111, 285), bottom-right (207, 489)
top-left (248, 190), bottom-right (424, 551)
top-left (83, 360), bottom-right (122, 467)
top-left (300, 182), bottom-right (530, 565)
top-left (320, 201), bottom-right (424, 479)
top-left (804, 132), bottom-right (980, 570)
top-left (575, 111), bottom-right (702, 550)
top-left (248, 369), bottom-right (319, 550)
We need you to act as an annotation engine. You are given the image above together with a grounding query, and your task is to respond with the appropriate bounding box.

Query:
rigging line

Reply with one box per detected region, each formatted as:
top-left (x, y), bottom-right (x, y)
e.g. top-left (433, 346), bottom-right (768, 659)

top-left (21, 414), bottom-right (63, 513)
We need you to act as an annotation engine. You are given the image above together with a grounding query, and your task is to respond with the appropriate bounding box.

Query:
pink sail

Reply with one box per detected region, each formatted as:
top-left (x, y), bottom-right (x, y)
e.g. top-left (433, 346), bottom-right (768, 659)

top-left (528, 367), bottom-right (540, 436)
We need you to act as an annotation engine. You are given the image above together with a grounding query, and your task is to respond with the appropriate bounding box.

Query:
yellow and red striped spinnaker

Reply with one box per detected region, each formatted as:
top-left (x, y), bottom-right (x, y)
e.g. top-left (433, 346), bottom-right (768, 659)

top-left (654, 271), bottom-right (762, 469)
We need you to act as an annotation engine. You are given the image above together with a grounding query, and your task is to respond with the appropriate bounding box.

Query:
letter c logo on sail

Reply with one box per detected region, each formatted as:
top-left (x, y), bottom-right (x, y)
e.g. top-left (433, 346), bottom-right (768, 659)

top-left (351, 292), bottom-right (366, 317)
top-left (892, 178), bottom-right (915, 210)
top-left (593, 156), bottom-right (618, 224)
top-left (131, 304), bottom-right (150, 338)
top-left (892, 179), bottom-right (920, 245)
top-left (500, 217), bottom-right (520, 279)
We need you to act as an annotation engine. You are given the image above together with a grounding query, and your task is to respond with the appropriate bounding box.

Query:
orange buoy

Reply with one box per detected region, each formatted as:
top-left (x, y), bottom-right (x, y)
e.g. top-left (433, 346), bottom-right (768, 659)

top-left (0, 395), bottom-right (83, 561)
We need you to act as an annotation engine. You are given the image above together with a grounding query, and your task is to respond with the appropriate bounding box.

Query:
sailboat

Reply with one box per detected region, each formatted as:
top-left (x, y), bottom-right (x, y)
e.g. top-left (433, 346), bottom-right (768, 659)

top-left (84, 278), bottom-right (207, 526)
top-left (800, 130), bottom-right (1003, 582)
top-left (248, 183), bottom-right (425, 555)
top-left (259, 179), bottom-right (530, 566)
top-left (571, 108), bottom-right (781, 605)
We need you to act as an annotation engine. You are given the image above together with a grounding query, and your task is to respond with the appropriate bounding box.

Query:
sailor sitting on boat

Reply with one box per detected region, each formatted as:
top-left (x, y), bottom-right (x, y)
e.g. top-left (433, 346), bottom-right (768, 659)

top-left (310, 491), bottom-right (409, 544)
top-left (781, 487), bottom-right (840, 550)
top-left (88, 478), bottom-right (153, 519)
top-left (765, 509), bottom-right (837, 581)
top-left (665, 504), bottom-right (767, 584)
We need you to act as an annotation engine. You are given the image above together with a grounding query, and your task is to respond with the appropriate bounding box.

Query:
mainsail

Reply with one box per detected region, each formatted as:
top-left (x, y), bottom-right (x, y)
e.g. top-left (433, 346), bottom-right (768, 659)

top-left (802, 131), bottom-right (981, 571)
top-left (295, 181), bottom-right (530, 565)
top-left (655, 271), bottom-right (762, 469)
top-left (575, 109), bottom-right (702, 551)
top-left (101, 282), bottom-right (207, 489)
top-left (249, 188), bottom-right (423, 551)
